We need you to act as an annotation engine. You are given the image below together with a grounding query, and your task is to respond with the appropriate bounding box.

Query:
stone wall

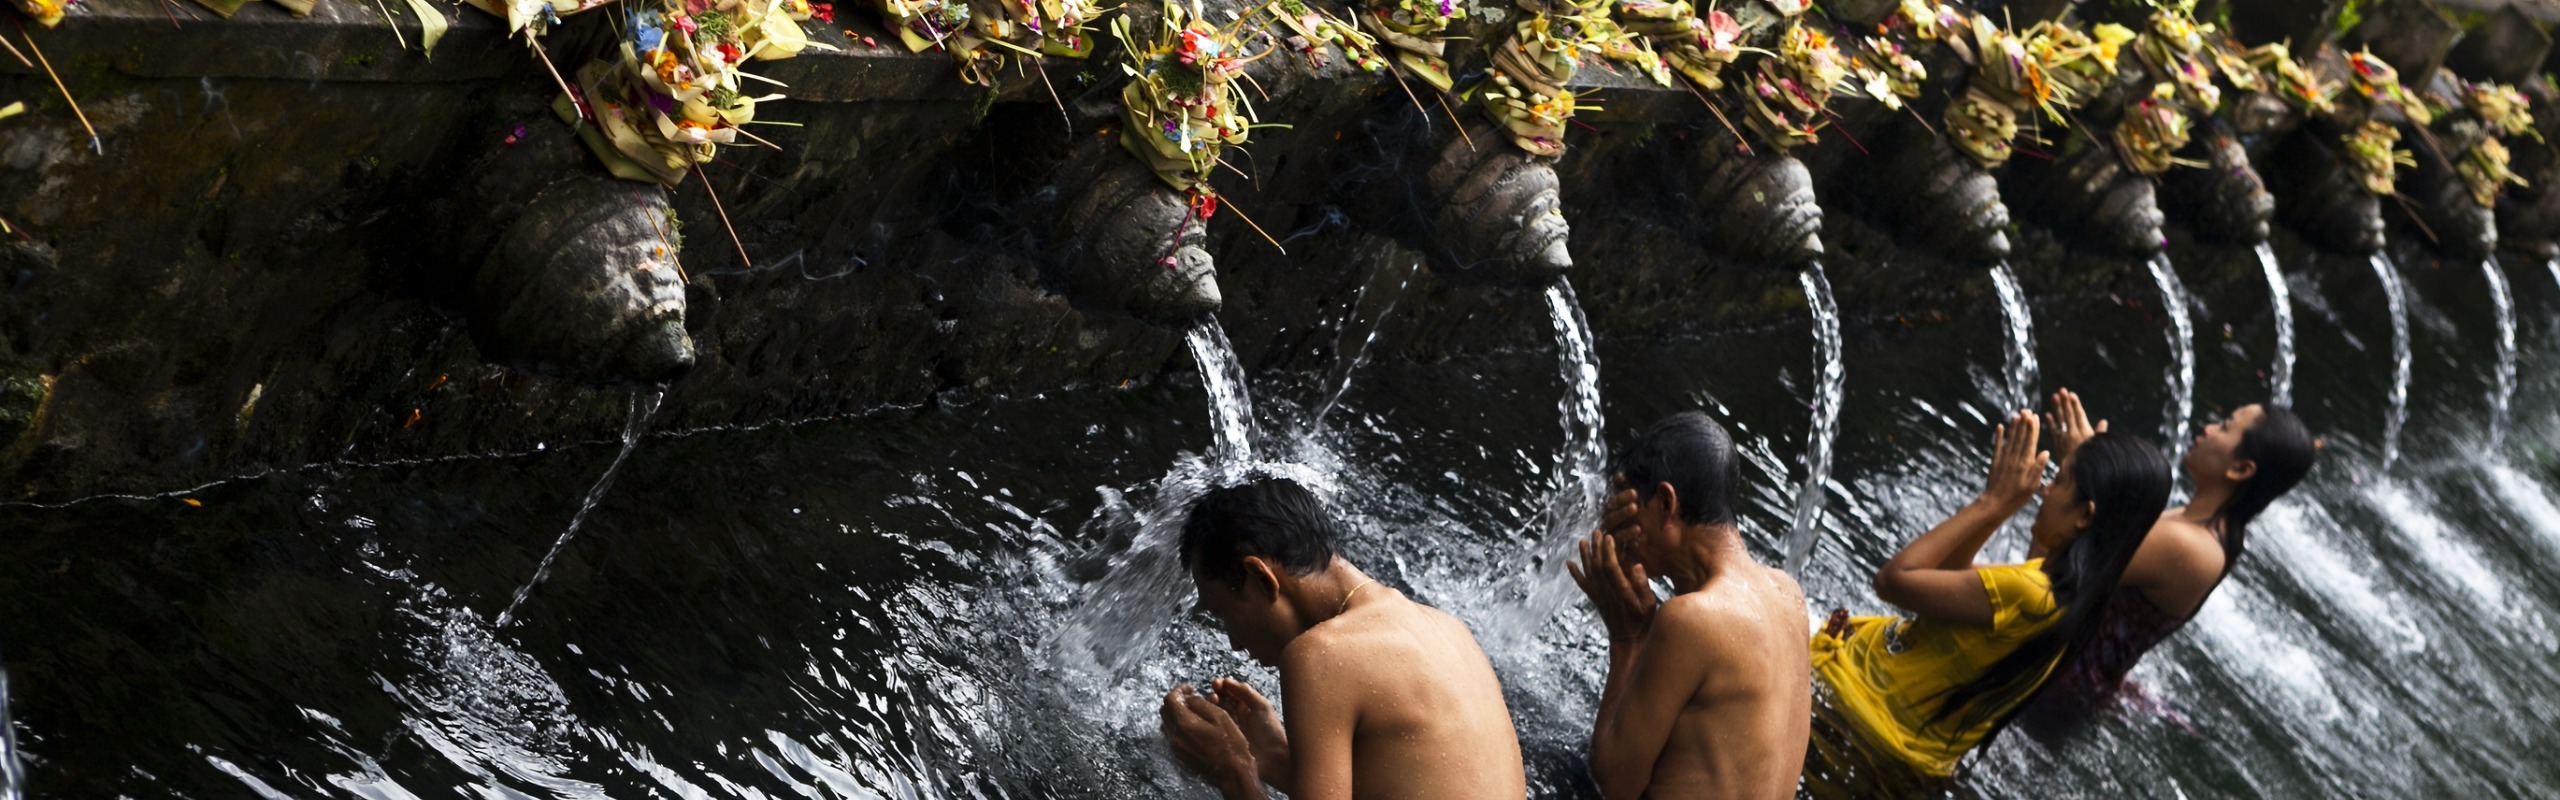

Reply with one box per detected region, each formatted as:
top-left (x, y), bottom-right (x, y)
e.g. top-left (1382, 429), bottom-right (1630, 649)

top-left (0, 0), bottom-right (2489, 501)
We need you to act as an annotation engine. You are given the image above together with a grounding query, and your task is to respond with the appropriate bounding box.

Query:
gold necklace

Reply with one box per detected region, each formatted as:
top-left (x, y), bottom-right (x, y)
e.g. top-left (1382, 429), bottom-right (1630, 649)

top-left (1337, 577), bottom-right (1375, 616)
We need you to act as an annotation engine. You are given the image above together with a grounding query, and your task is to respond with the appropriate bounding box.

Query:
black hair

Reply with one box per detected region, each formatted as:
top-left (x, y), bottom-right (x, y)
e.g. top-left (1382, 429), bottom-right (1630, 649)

top-left (1617, 412), bottom-right (1741, 526)
top-left (1180, 478), bottom-right (1342, 586)
top-left (1930, 432), bottom-right (2173, 743)
top-left (2207, 405), bottom-right (2317, 578)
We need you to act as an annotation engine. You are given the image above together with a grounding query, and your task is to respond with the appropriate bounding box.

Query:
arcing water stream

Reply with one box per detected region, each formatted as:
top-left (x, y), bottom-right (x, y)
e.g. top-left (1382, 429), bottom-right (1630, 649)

top-left (2257, 244), bottom-right (2297, 406)
top-left (1783, 264), bottom-right (1846, 575)
top-left (2482, 259), bottom-right (2518, 449)
top-left (8, 248), bottom-right (2560, 798)
top-left (2371, 253), bottom-right (2415, 470)
top-left (1186, 319), bottom-right (1258, 462)
top-left (0, 656), bottom-right (19, 800)
top-left (2146, 255), bottom-right (2198, 466)
top-left (1475, 280), bottom-right (1608, 649)
top-left (1990, 261), bottom-right (2040, 413)
top-left (493, 389), bottom-right (665, 627)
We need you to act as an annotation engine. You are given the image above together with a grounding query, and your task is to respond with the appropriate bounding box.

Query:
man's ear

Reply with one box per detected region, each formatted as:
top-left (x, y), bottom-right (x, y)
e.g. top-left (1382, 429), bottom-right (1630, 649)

top-left (1654, 481), bottom-right (1681, 520)
top-left (1241, 556), bottom-right (1284, 604)
top-left (2227, 459), bottom-right (2259, 483)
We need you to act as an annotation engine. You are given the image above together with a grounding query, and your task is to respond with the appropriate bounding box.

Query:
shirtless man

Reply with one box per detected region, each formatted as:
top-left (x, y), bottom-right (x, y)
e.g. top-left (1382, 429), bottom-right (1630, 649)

top-left (1569, 412), bottom-right (1811, 799)
top-left (1159, 477), bottom-right (1527, 800)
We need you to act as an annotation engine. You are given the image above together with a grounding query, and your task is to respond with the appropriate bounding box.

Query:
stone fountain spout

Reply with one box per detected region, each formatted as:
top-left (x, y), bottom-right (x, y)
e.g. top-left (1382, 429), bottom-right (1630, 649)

top-left (1700, 142), bottom-right (1824, 266)
top-left (473, 174), bottom-right (696, 385)
top-left (1421, 119), bottom-right (1574, 283)
top-left (1050, 155), bottom-right (1224, 325)
top-left (2006, 135), bottom-right (2167, 258)
top-left (450, 115), bottom-right (697, 386)
top-left (2163, 131), bottom-right (2276, 244)
top-left (1865, 116), bottom-right (2010, 261)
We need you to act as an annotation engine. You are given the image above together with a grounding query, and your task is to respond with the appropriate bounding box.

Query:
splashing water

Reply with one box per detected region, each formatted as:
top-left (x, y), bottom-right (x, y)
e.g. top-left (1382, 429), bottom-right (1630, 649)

top-left (2481, 259), bottom-right (2518, 450)
top-left (1, 655), bottom-right (20, 800)
top-left (1988, 261), bottom-right (2039, 413)
top-left (1187, 319), bottom-right (1256, 462)
top-left (2145, 255), bottom-right (2197, 466)
top-left (2258, 243), bottom-right (2297, 406)
top-left (495, 388), bottom-right (665, 627)
top-left (1309, 261), bottom-right (1417, 429)
top-left (1784, 264), bottom-right (1846, 575)
top-left (2371, 254), bottom-right (2414, 470)
top-left (1475, 280), bottom-right (1608, 648)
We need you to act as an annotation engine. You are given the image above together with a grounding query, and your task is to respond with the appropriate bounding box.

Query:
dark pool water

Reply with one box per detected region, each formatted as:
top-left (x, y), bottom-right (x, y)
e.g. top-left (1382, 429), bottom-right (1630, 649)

top-left (5, 247), bottom-right (2560, 798)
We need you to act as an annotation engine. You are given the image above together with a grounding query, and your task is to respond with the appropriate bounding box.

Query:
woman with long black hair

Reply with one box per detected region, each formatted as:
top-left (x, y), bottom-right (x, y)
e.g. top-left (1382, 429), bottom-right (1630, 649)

top-left (1802, 411), bottom-right (2173, 796)
top-left (2017, 390), bottom-right (2319, 735)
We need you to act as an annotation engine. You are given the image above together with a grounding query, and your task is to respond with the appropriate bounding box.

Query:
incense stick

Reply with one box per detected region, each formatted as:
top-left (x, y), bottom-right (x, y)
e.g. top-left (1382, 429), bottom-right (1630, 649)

top-left (694, 165), bottom-right (754, 269)
top-left (17, 25), bottom-right (98, 154)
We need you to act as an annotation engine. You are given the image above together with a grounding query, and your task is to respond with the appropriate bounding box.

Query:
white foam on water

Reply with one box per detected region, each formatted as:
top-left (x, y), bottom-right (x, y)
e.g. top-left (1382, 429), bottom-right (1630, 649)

top-left (2253, 499), bottom-right (2427, 654)
top-left (2186, 585), bottom-right (2346, 724)
top-left (2361, 480), bottom-right (2509, 614)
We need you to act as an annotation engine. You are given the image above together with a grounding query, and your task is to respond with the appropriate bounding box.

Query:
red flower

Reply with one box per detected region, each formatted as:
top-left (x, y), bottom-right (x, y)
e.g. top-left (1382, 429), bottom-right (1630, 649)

top-left (810, 2), bottom-right (833, 21)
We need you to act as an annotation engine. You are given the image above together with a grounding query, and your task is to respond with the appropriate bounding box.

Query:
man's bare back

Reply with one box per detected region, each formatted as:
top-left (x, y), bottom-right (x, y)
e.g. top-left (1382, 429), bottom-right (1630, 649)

top-left (1637, 564), bottom-right (1811, 798)
top-left (1162, 478), bottom-right (1525, 800)
top-left (1273, 587), bottom-right (1527, 800)
top-left (1575, 412), bottom-right (1815, 800)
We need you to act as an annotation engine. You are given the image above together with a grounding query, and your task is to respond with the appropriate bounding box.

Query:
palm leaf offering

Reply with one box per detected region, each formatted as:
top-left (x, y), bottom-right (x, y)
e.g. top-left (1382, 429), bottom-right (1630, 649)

top-left (546, 0), bottom-right (816, 185)
top-left (2113, 83), bottom-right (2194, 175)
top-left (8, 0), bottom-right (65, 25)
top-left (1113, 0), bottom-right (1279, 192)
top-left (1739, 21), bottom-right (1846, 150)
top-left (1357, 0), bottom-right (1462, 90)
top-left (1481, 10), bottom-right (1596, 156)
top-left (2343, 119), bottom-right (2413, 196)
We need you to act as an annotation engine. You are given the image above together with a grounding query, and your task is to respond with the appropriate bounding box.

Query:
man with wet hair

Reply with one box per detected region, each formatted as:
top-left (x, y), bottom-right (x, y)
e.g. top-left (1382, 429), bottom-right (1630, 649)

top-left (1160, 477), bottom-right (1528, 800)
top-left (1571, 412), bottom-right (1811, 799)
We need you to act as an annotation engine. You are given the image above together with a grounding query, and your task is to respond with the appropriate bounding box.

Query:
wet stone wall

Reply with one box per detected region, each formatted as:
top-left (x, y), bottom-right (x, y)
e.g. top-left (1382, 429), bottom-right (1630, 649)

top-left (0, 0), bottom-right (2410, 501)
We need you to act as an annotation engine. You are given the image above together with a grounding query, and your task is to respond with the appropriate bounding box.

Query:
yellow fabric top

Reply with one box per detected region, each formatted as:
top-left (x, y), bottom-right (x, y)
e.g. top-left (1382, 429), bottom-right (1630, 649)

top-left (1809, 559), bottom-right (2062, 778)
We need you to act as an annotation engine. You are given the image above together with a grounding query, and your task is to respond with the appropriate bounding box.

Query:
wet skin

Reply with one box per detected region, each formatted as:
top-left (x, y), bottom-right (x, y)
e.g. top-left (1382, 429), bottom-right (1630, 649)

top-left (1161, 556), bottom-right (1527, 800)
top-left (2040, 393), bottom-right (2266, 619)
top-left (1571, 484), bottom-right (1812, 800)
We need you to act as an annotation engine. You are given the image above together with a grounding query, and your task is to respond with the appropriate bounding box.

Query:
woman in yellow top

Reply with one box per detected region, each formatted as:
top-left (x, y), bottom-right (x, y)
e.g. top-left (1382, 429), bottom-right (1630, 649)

top-left (1803, 410), bottom-right (2171, 796)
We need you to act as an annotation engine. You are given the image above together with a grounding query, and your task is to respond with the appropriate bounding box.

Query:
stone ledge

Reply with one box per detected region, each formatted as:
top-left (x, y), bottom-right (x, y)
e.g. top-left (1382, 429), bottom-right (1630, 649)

top-left (0, 0), bottom-right (1709, 111)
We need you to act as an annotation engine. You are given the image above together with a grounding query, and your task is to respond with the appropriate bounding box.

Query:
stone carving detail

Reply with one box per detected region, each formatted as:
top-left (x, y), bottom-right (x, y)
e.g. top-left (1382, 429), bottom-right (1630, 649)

top-left (2405, 144), bottom-right (2500, 260)
top-left (2266, 128), bottom-right (2388, 254)
top-left (1868, 118), bottom-right (2010, 261)
top-left (1699, 146), bottom-right (1823, 266)
top-left (2006, 136), bottom-right (2165, 258)
top-left (2162, 132), bottom-right (2275, 244)
top-left (446, 112), bottom-right (697, 386)
top-left (1420, 120), bottom-right (1573, 282)
top-left (1052, 158), bottom-right (1223, 324)
top-left (473, 174), bottom-right (697, 384)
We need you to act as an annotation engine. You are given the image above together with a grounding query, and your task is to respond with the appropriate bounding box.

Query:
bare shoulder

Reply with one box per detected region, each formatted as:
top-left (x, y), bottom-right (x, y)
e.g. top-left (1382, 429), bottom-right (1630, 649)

top-left (1657, 567), bottom-right (1803, 647)
top-left (2145, 516), bottom-right (2228, 566)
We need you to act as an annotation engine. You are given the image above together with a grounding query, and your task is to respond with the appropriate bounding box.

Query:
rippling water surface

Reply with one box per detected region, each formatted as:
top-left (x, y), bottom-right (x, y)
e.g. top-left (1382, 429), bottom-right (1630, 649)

top-left (4, 248), bottom-right (2560, 798)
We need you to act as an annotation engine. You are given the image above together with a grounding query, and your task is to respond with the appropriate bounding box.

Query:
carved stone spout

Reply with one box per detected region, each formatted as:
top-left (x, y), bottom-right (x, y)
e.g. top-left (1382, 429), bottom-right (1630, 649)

top-left (473, 174), bottom-right (696, 384)
top-left (1051, 157), bottom-right (1223, 324)
top-left (449, 113), bottom-right (696, 386)
top-left (1864, 117), bottom-right (2010, 261)
top-left (1699, 144), bottom-right (1823, 266)
top-left (2005, 137), bottom-right (2165, 258)
top-left (1421, 119), bottom-right (1574, 282)
top-left (2265, 127), bottom-right (2387, 254)
top-left (2162, 132), bottom-right (2275, 244)
top-left (2403, 145), bottom-right (2499, 260)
